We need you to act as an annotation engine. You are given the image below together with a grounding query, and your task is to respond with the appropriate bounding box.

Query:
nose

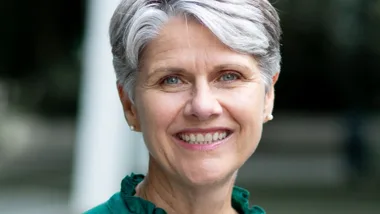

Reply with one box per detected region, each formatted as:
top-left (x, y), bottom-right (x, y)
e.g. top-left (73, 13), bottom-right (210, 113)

top-left (184, 83), bottom-right (223, 121)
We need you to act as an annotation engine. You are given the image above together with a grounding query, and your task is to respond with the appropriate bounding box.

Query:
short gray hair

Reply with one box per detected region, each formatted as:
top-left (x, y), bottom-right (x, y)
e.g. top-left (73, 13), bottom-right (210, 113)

top-left (109, 0), bottom-right (282, 101)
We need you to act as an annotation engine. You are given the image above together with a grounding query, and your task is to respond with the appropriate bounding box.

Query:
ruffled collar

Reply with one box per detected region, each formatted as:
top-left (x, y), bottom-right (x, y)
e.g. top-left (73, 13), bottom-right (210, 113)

top-left (120, 173), bottom-right (265, 214)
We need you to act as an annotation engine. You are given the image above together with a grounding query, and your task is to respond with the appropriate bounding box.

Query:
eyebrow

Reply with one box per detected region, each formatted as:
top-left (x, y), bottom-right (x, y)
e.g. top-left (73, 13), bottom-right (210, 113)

top-left (151, 67), bottom-right (187, 75)
top-left (214, 64), bottom-right (252, 72)
top-left (149, 63), bottom-right (252, 78)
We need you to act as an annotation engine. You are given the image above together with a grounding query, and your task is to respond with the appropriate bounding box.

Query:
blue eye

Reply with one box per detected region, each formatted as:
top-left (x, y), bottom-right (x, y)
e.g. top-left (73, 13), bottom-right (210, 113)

top-left (220, 73), bottom-right (239, 81)
top-left (163, 76), bottom-right (182, 85)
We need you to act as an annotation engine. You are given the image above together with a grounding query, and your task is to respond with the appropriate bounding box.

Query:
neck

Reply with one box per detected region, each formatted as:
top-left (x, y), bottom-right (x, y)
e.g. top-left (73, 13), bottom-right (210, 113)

top-left (135, 158), bottom-right (238, 214)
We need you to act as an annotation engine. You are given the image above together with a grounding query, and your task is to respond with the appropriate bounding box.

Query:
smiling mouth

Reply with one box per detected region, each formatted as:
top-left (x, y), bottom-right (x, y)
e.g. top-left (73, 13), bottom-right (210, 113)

top-left (175, 131), bottom-right (232, 144)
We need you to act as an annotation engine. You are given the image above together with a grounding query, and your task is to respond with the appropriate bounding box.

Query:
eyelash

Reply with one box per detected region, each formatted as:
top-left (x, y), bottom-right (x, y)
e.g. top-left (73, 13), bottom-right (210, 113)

top-left (218, 72), bottom-right (241, 82)
top-left (160, 75), bottom-right (184, 85)
top-left (159, 71), bottom-right (242, 86)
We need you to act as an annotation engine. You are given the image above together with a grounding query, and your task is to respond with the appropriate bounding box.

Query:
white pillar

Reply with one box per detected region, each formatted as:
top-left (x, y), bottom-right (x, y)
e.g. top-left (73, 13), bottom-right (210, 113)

top-left (70, 0), bottom-right (148, 213)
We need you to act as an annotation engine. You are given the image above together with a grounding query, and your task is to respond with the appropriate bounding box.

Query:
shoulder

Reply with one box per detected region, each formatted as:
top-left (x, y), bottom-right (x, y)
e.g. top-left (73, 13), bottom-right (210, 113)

top-left (83, 203), bottom-right (111, 214)
top-left (84, 192), bottom-right (129, 214)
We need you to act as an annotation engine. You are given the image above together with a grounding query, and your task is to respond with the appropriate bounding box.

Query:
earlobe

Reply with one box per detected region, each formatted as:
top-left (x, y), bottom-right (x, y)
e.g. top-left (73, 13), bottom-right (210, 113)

top-left (272, 72), bottom-right (280, 85)
top-left (264, 73), bottom-right (280, 123)
top-left (117, 83), bottom-right (140, 131)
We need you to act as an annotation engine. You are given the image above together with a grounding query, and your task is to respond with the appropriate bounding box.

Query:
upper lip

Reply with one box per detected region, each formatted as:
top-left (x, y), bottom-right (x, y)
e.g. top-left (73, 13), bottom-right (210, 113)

top-left (174, 127), bottom-right (232, 135)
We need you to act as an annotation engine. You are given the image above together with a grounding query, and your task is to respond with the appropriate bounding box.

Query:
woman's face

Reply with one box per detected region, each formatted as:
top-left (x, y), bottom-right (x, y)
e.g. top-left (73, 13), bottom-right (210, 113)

top-left (120, 17), bottom-right (277, 186)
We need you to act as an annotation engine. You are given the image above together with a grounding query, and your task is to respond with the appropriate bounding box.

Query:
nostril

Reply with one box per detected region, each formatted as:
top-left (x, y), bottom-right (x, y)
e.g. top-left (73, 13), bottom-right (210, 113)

top-left (183, 89), bottom-right (223, 121)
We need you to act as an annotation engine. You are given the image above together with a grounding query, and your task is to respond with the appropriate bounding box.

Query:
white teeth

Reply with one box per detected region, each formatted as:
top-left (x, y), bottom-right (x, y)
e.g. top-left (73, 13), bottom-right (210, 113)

top-left (196, 134), bottom-right (204, 142)
top-left (213, 132), bottom-right (219, 141)
top-left (178, 131), bottom-right (229, 144)
top-left (218, 132), bottom-right (226, 140)
top-left (190, 134), bottom-right (196, 142)
top-left (205, 133), bottom-right (212, 142)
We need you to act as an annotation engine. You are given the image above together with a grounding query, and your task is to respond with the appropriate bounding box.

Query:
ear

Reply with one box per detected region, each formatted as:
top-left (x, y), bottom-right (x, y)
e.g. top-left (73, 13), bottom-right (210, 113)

top-left (117, 83), bottom-right (140, 131)
top-left (264, 73), bottom-right (280, 123)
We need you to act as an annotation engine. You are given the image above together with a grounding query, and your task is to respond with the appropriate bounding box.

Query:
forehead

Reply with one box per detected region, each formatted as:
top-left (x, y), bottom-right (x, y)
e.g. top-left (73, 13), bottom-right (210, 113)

top-left (141, 17), bottom-right (256, 70)
top-left (156, 17), bottom-right (223, 49)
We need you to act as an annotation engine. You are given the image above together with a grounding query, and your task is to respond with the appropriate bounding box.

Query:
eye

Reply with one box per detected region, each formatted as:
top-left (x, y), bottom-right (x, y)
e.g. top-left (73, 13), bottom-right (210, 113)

top-left (162, 76), bottom-right (183, 85)
top-left (219, 72), bottom-right (240, 82)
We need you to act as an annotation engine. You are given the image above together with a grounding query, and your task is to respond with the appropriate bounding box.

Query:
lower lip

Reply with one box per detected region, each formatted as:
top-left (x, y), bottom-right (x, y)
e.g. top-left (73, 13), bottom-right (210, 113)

top-left (173, 134), bottom-right (232, 151)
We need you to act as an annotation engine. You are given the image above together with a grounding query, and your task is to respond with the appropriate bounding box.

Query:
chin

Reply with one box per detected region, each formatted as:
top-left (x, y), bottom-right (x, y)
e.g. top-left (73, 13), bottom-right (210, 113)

top-left (181, 166), bottom-right (236, 187)
top-left (175, 154), bottom-right (243, 187)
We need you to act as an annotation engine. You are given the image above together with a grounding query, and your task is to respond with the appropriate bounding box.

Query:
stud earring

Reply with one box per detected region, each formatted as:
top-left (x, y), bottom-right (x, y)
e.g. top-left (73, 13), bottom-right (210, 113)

top-left (267, 114), bottom-right (274, 121)
top-left (130, 125), bottom-right (135, 131)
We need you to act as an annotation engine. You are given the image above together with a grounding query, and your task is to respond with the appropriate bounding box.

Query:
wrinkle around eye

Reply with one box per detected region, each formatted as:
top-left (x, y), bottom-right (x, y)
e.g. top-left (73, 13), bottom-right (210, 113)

top-left (217, 72), bottom-right (240, 82)
top-left (213, 81), bottom-right (262, 93)
top-left (162, 76), bottom-right (183, 85)
top-left (140, 78), bottom-right (192, 93)
top-left (214, 72), bottom-right (260, 87)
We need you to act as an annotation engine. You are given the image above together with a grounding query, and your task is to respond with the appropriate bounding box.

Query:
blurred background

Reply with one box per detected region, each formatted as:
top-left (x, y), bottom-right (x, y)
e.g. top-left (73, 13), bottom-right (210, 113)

top-left (0, 0), bottom-right (379, 213)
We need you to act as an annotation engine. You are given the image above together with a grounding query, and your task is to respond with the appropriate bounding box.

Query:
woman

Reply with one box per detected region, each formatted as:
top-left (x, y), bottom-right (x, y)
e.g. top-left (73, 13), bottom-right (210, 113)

top-left (86, 0), bottom-right (281, 213)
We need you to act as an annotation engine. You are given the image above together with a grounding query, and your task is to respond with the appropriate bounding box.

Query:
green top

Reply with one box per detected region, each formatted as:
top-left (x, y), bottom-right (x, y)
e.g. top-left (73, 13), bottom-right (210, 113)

top-left (84, 173), bottom-right (265, 214)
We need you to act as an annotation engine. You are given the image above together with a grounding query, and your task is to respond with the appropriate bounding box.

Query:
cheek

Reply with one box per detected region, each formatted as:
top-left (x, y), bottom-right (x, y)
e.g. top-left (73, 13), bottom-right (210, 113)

top-left (137, 91), bottom-right (184, 132)
top-left (228, 87), bottom-right (265, 150)
top-left (136, 92), bottom-right (187, 160)
top-left (219, 85), bottom-right (265, 122)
